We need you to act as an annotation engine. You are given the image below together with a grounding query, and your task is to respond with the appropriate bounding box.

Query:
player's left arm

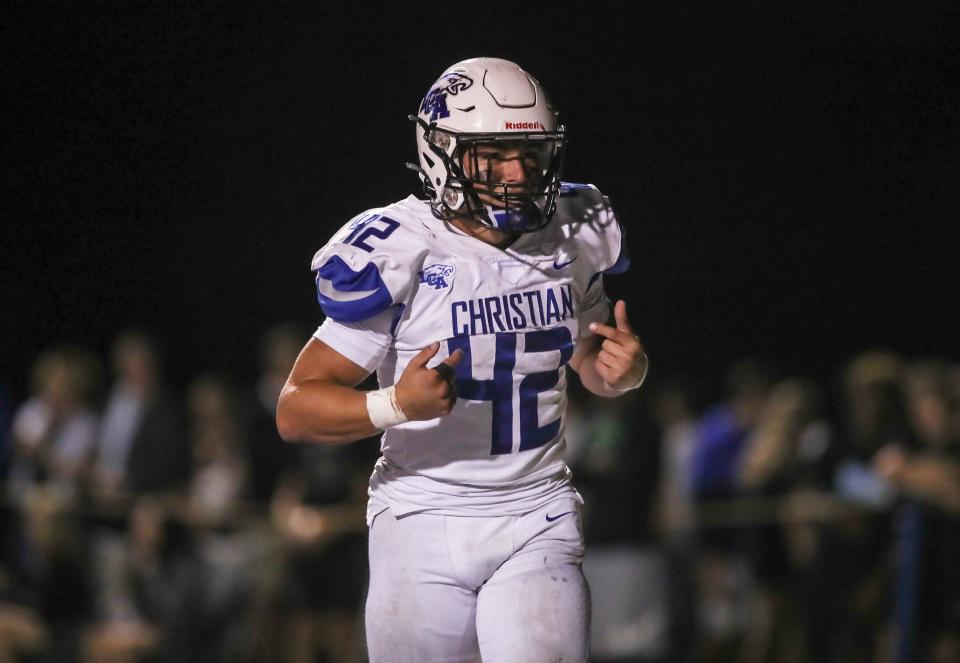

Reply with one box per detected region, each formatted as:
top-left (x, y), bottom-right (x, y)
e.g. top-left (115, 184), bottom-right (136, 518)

top-left (569, 299), bottom-right (648, 398)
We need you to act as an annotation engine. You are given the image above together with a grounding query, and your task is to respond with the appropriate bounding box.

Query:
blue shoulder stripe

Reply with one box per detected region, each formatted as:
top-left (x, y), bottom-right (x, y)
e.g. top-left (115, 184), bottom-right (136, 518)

top-left (314, 256), bottom-right (393, 322)
top-left (605, 244), bottom-right (631, 275)
top-left (559, 181), bottom-right (593, 197)
top-left (587, 242), bottom-right (631, 291)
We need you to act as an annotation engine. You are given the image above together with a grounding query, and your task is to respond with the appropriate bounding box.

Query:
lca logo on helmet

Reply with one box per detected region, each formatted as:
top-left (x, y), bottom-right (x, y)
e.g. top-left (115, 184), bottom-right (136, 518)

top-left (420, 73), bottom-right (474, 121)
top-left (438, 72), bottom-right (473, 96)
top-left (418, 264), bottom-right (456, 290)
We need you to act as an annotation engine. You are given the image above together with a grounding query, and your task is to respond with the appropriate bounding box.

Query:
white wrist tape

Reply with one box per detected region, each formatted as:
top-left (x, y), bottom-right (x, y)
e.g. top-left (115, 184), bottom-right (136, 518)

top-left (366, 385), bottom-right (409, 429)
top-left (611, 351), bottom-right (649, 393)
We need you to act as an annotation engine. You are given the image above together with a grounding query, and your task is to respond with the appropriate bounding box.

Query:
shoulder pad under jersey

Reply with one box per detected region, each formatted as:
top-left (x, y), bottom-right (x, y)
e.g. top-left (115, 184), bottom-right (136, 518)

top-left (557, 182), bottom-right (630, 275)
top-left (311, 210), bottom-right (423, 323)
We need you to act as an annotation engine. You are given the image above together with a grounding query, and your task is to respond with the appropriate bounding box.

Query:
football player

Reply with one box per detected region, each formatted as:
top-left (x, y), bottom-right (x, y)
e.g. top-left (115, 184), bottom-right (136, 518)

top-left (277, 57), bottom-right (648, 663)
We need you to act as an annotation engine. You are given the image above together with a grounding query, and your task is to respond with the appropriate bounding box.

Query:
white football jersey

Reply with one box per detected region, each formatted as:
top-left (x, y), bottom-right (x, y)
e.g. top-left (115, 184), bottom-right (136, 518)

top-left (312, 183), bottom-right (627, 520)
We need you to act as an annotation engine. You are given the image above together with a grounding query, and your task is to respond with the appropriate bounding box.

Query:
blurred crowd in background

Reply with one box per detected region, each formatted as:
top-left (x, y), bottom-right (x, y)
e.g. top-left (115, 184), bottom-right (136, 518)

top-left (0, 327), bottom-right (958, 663)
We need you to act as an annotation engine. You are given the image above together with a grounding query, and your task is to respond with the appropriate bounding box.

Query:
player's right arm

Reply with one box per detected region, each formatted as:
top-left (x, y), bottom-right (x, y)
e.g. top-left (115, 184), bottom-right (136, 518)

top-left (278, 210), bottom-right (461, 444)
top-left (276, 338), bottom-right (462, 445)
top-left (276, 337), bottom-right (377, 444)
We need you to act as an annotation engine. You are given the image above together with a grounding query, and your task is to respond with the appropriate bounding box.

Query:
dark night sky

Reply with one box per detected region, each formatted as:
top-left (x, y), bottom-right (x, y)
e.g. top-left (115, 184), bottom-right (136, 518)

top-left (3, 3), bottom-right (958, 400)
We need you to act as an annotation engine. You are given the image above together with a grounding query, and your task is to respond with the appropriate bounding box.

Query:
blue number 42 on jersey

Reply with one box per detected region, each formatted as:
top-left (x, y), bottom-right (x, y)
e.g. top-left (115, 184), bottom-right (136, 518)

top-left (449, 327), bottom-right (573, 456)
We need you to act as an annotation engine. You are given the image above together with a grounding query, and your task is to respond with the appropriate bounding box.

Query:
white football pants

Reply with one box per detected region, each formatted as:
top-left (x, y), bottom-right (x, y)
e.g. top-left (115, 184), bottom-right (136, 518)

top-left (365, 499), bottom-right (590, 663)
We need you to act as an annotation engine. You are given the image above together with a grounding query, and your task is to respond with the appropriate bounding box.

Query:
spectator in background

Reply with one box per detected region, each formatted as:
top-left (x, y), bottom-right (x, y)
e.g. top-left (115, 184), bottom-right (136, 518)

top-left (186, 375), bottom-right (250, 524)
top-left (0, 383), bottom-right (18, 660)
top-left (804, 351), bottom-right (909, 663)
top-left (874, 360), bottom-right (960, 663)
top-left (181, 373), bottom-right (274, 663)
top-left (269, 355), bottom-right (378, 663)
top-left (83, 497), bottom-right (205, 663)
top-left (85, 373), bottom-right (269, 663)
top-left (737, 378), bottom-right (837, 663)
top-left (833, 351), bottom-right (909, 507)
top-left (739, 379), bottom-right (835, 494)
top-left (89, 330), bottom-right (189, 503)
top-left (0, 498), bottom-right (49, 663)
top-left (875, 361), bottom-right (960, 509)
top-left (246, 324), bottom-right (302, 505)
top-left (567, 386), bottom-right (663, 661)
top-left (688, 359), bottom-right (775, 661)
top-left (14, 483), bottom-right (91, 661)
top-left (84, 332), bottom-right (189, 663)
top-left (3, 345), bottom-right (99, 661)
top-left (650, 378), bottom-right (701, 662)
top-left (690, 359), bottom-right (776, 503)
top-left (7, 345), bottom-right (100, 505)
top-left (652, 378), bottom-right (700, 542)
top-left (268, 434), bottom-right (375, 663)
top-left (569, 385), bottom-right (658, 544)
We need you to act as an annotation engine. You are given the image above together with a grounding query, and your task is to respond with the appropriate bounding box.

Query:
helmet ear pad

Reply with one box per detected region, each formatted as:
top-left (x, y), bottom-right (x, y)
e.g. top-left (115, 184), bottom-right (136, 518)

top-left (410, 58), bottom-right (566, 234)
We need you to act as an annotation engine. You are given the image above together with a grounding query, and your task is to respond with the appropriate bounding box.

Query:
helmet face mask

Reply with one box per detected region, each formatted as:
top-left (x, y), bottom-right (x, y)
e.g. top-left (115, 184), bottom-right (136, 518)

top-left (409, 58), bottom-right (567, 234)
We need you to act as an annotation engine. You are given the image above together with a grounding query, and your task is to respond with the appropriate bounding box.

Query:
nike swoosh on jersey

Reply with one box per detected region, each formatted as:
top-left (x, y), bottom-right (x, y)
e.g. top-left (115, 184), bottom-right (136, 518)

top-left (553, 256), bottom-right (578, 270)
top-left (545, 511), bottom-right (575, 522)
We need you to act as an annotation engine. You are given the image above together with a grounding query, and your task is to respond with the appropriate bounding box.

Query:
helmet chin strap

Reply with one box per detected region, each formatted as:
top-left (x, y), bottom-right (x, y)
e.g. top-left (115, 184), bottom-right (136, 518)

top-left (485, 201), bottom-right (543, 233)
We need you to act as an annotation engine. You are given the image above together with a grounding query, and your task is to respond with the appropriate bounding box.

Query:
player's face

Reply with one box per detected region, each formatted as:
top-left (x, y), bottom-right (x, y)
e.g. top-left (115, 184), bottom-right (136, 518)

top-left (460, 141), bottom-right (545, 208)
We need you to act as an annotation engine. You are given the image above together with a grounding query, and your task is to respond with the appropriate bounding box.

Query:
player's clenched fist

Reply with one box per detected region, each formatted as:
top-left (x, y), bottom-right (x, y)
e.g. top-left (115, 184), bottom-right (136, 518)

top-left (395, 343), bottom-right (463, 420)
top-left (588, 300), bottom-right (648, 392)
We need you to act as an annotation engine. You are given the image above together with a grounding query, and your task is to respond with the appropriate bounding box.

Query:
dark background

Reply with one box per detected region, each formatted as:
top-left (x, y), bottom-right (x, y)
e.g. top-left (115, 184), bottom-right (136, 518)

top-left (3, 3), bottom-right (958, 399)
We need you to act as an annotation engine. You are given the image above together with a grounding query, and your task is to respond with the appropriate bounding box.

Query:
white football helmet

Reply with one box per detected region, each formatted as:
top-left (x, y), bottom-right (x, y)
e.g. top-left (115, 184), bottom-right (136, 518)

top-left (409, 57), bottom-right (566, 233)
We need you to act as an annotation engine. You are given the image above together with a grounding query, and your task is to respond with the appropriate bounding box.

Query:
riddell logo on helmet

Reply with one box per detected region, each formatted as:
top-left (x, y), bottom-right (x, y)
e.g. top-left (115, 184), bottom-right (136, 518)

top-left (504, 121), bottom-right (544, 130)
